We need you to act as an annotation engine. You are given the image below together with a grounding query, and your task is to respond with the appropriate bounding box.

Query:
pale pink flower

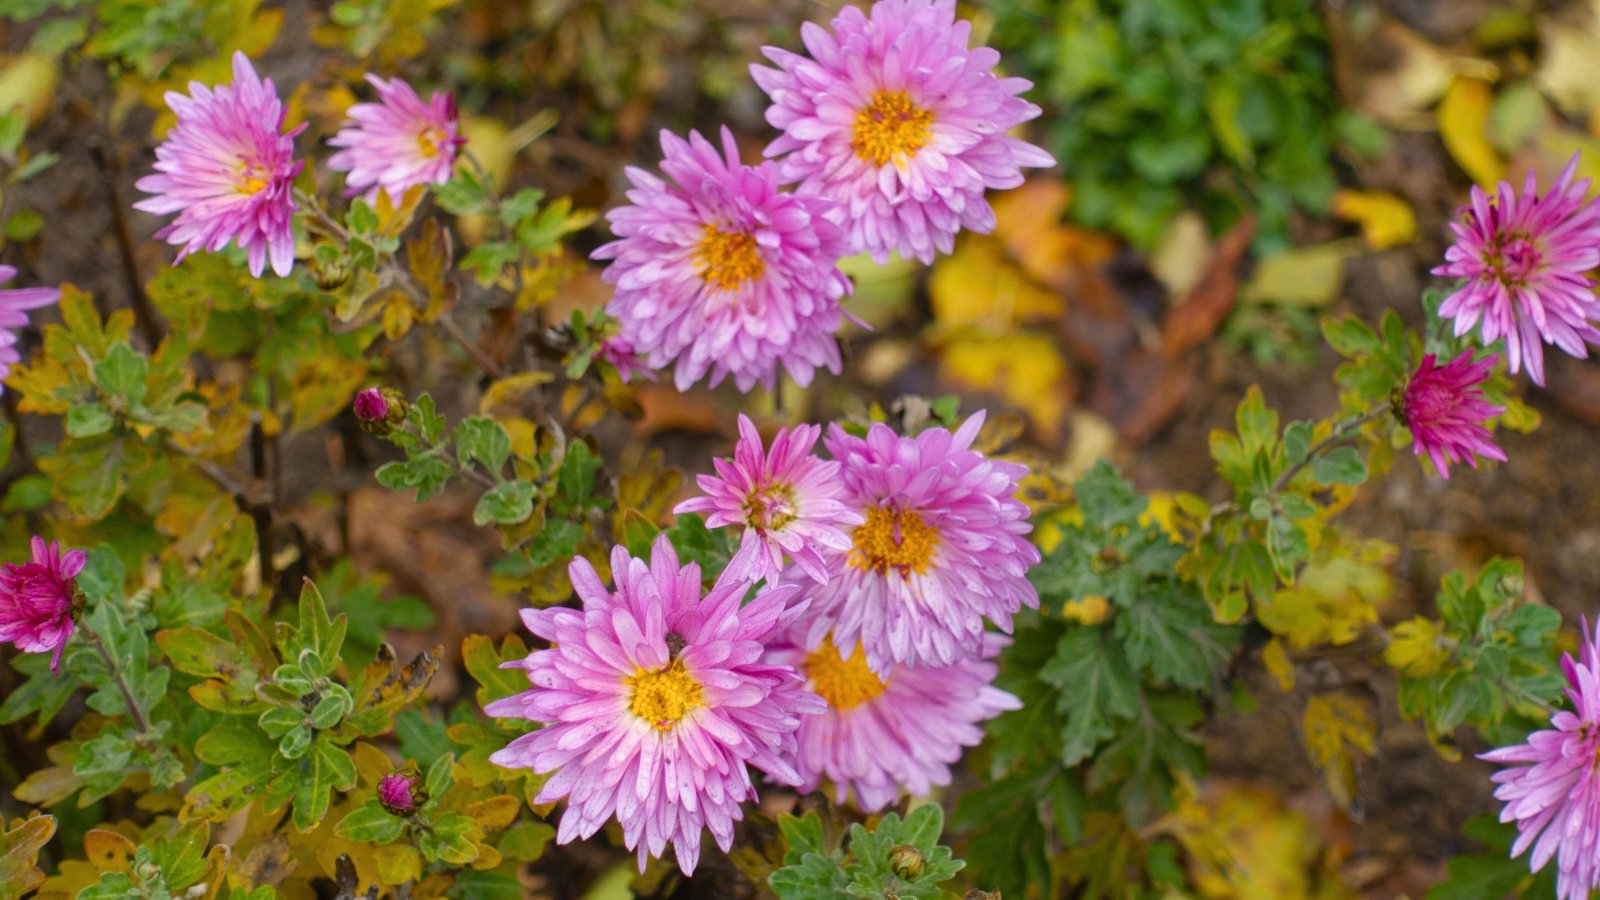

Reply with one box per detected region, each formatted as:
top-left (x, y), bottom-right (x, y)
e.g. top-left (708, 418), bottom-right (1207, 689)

top-left (1434, 155), bottom-right (1600, 386)
top-left (769, 627), bottom-right (1018, 812)
top-left (751, 0), bottom-right (1055, 263)
top-left (674, 414), bottom-right (863, 584)
top-left (135, 51), bottom-right (304, 278)
top-left (486, 537), bottom-right (824, 874)
top-left (593, 127), bottom-right (853, 392)
top-left (328, 75), bottom-right (465, 205)
top-left (1481, 617), bottom-right (1600, 900)
top-left (0, 265), bottom-right (58, 391)
top-left (788, 412), bottom-right (1040, 674)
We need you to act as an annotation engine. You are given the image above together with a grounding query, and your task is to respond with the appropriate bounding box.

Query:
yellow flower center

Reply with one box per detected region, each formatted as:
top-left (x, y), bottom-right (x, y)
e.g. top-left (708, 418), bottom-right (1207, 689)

top-left (237, 161), bottom-right (270, 196)
top-left (417, 126), bottom-right (444, 159)
top-left (744, 486), bottom-right (797, 532)
top-left (852, 90), bottom-right (934, 167)
top-left (804, 640), bottom-right (886, 711)
top-left (849, 507), bottom-right (939, 576)
top-left (695, 225), bottom-right (764, 291)
top-left (625, 659), bottom-right (703, 731)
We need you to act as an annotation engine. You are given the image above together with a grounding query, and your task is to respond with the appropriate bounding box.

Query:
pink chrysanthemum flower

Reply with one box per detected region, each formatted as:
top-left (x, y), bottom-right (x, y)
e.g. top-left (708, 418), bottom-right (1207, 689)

top-left (673, 414), bottom-right (863, 585)
top-left (327, 75), bottom-right (465, 205)
top-left (0, 536), bottom-right (85, 673)
top-left (1433, 155), bottom-right (1600, 386)
top-left (135, 51), bottom-right (304, 278)
top-left (750, 0), bottom-right (1055, 264)
top-left (1480, 616), bottom-right (1600, 900)
top-left (485, 536), bottom-right (824, 875)
top-left (789, 411), bottom-right (1040, 674)
top-left (593, 127), bottom-right (853, 392)
top-left (1400, 350), bottom-right (1507, 479)
top-left (0, 266), bottom-right (59, 391)
top-left (769, 627), bottom-right (1018, 812)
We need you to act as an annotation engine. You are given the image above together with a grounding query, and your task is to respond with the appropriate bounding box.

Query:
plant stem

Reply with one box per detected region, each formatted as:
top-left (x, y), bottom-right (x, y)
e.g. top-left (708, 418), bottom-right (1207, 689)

top-left (77, 617), bottom-right (152, 735)
top-left (1269, 405), bottom-right (1391, 495)
top-left (398, 422), bottom-right (498, 490)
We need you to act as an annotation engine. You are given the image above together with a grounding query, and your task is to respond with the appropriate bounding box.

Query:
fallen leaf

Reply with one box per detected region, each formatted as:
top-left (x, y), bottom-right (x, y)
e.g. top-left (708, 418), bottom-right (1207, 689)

top-left (1303, 693), bottom-right (1377, 819)
top-left (1241, 242), bottom-right (1360, 308)
top-left (1331, 190), bottom-right (1419, 250)
top-left (1149, 211), bottom-right (1213, 299)
top-left (939, 329), bottom-right (1073, 437)
top-left (1162, 215), bottom-right (1255, 356)
top-left (1439, 77), bottom-right (1509, 187)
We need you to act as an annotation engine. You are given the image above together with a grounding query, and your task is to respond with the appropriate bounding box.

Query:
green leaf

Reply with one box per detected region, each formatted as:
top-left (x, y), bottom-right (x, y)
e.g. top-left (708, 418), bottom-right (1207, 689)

top-left (1040, 627), bottom-right (1140, 765)
top-left (497, 820), bottom-right (555, 862)
top-left (289, 736), bottom-right (358, 832)
top-left (336, 800), bottom-right (405, 844)
top-left (552, 441), bottom-right (603, 515)
top-left (81, 604), bottom-right (167, 721)
top-left (278, 579), bottom-right (347, 675)
top-left (91, 342), bottom-right (148, 406)
top-left (1311, 446), bottom-right (1367, 485)
top-left (65, 402), bottom-right (114, 437)
top-left (454, 416), bottom-right (511, 476)
top-left (419, 812), bottom-right (477, 864)
top-left (463, 633), bottom-right (531, 710)
top-left (1113, 581), bottom-right (1238, 691)
top-left (151, 820), bottom-right (209, 891)
top-left (424, 751), bottom-right (455, 800)
top-left (375, 457), bottom-right (453, 502)
top-left (473, 480), bottom-right (536, 525)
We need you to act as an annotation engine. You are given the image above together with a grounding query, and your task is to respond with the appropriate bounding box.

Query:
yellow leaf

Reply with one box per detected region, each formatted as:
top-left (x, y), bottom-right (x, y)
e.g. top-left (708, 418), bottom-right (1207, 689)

top-left (1257, 556), bottom-right (1388, 650)
top-left (478, 371), bottom-right (557, 418)
top-left (929, 236), bottom-right (1061, 330)
top-left (1163, 781), bottom-right (1357, 900)
top-left (1440, 77), bottom-right (1508, 188)
top-left (939, 330), bottom-right (1070, 434)
top-left (1262, 638), bottom-right (1295, 692)
top-left (82, 829), bottom-right (136, 874)
top-left (1384, 616), bottom-right (1451, 677)
top-left (1303, 693), bottom-right (1376, 815)
top-left (1535, 9), bottom-right (1600, 122)
top-left (1332, 190), bottom-right (1419, 250)
top-left (1242, 243), bottom-right (1357, 308)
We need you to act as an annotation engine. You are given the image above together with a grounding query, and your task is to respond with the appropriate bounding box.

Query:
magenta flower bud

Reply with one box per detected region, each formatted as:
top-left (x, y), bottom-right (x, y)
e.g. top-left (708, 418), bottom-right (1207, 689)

top-left (354, 387), bottom-right (407, 434)
top-left (0, 537), bottom-right (85, 673)
top-left (377, 770), bottom-right (425, 817)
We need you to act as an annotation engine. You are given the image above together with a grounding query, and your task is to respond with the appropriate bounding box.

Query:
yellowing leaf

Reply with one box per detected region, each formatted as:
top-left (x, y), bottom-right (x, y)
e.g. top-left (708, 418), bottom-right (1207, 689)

top-left (0, 815), bottom-right (56, 900)
top-left (1331, 190), bottom-right (1418, 250)
top-left (1163, 782), bottom-right (1356, 900)
top-left (82, 828), bottom-right (136, 874)
top-left (1257, 555), bottom-right (1389, 650)
top-left (1242, 243), bottom-right (1357, 308)
top-left (374, 842), bottom-right (422, 886)
top-left (1303, 693), bottom-right (1377, 816)
top-left (1262, 638), bottom-right (1296, 692)
top-left (1384, 616), bottom-right (1451, 678)
top-left (939, 330), bottom-right (1070, 434)
top-left (929, 236), bottom-right (1062, 329)
top-left (1440, 77), bottom-right (1509, 188)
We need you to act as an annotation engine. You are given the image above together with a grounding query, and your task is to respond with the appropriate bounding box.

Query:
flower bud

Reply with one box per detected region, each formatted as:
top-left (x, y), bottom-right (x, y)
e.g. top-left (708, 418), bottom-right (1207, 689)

top-left (889, 844), bottom-right (925, 881)
top-left (311, 255), bottom-right (352, 291)
top-left (354, 387), bottom-right (407, 435)
top-left (377, 770), bottom-right (426, 817)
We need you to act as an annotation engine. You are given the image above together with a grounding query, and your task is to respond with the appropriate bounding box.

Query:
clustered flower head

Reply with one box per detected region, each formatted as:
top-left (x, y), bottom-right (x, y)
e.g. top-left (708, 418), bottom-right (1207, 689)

top-left (0, 536), bottom-right (85, 673)
top-left (593, 127), bottom-right (853, 392)
top-left (135, 51), bottom-right (305, 278)
top-left (794, 412), bottom-right (1040, 674)
top-left (1434, 154), bottom-right (1600, 386)
top-left (328, 74), bottom-right (465, 205)
top-left (673, 414), bottom-right (862, 585)
top-left (486, 537), bottom-right (822, 874)
top-left (751, 0), bottom-right (1055, 263)
top-left (1400, 350), bottom-right (1506, 479)
top-left (1481, 617), bottom-right (1600, 900)
top-left (0, 266), bottom-right (59, 391)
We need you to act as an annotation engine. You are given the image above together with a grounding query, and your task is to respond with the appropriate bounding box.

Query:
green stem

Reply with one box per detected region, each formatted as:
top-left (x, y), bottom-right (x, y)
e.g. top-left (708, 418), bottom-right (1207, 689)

top-left (398, 421), bottom-right (498, 490)
top-left (1269, 405), bottom-right (1391, 496)
top-left (77, 617), bottom-right (152, 735)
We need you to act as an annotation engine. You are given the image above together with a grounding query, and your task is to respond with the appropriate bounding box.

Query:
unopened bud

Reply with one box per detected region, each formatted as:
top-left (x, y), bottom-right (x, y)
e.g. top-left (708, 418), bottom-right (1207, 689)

top-left (377, 770), bottom-right (427, 817)
top-left (311, 256), bottom-right (352, 291)
top-left (354, 387), bottom-right (407, 435)
top-left (889, 844), bottom-right (925, 881)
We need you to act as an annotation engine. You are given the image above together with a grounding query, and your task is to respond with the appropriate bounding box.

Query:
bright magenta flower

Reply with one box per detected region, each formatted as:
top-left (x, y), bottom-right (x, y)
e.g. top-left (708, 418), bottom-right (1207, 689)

top-left (789, 412), bottom-right (1039, 674)
top-left (135, 52), bottom-right (304, 278)
top-left (769, 628), bottom-right (1018, 812)
top-left (1481, 617), bottom-right (1600, 900)
top-left (1401, 350), bottom-right (1506, 479)
top-left (328, 75), bottom-right (465, 205)
top-left (485, 537), bottom-right (823, 874)
top-left (377, 770), bottom-right (424, 817)
top-left (593, 127), bottom-right (853, 392)
top-left (751, 0), bottom-right (1055, 263)
top-left (1433, 155), bottom-right (1600, 386)
top-left (0, 536), bottom-right (84, 672)
top-left (674, 414), bottom-right (863, 584)
top-left (0, 265), bottom-right (58, 390)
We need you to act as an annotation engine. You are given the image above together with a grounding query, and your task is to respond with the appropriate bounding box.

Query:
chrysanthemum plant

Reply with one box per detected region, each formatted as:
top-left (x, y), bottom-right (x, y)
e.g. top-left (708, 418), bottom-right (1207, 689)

top-left (0, 1), bottom-right (1590, 898)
